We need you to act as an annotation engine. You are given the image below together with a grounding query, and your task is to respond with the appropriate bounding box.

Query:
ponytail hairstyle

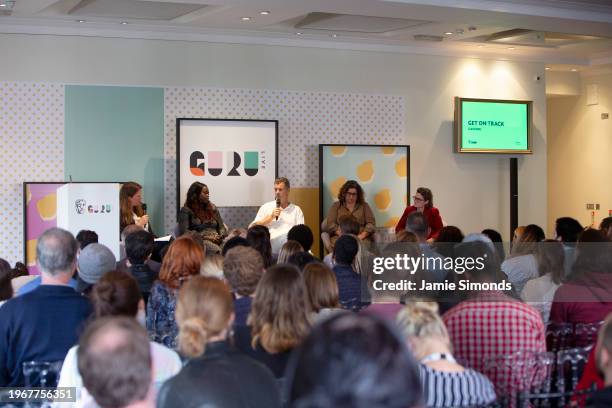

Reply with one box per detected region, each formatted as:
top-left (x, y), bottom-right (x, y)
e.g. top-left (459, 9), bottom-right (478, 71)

top-left (176, 276), bottom-right (233, 358)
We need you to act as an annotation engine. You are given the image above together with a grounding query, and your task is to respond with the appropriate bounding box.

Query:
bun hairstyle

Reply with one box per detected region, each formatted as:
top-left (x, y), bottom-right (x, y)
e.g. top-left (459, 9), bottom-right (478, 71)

top-left (91, 270), bottom-right (141, 318)
top-left (396, 301), bottom-right (449, 341)
top-left (176, 276), bottom-right (233, 358)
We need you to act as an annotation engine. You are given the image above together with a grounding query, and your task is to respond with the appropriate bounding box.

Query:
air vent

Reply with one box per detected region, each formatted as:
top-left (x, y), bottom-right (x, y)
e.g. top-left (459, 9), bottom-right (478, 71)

top-left (69, 0), bottom-right (205, 21)
top-left (414, 34), bottom-right (444, 42)
top-left (296, 12), bottom-right (430, 34)
top-left (484, 29), bottom-right (605, 47)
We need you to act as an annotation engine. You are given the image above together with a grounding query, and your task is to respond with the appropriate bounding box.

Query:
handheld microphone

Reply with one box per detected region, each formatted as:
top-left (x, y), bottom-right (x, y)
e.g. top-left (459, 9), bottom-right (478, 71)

top-left (275, 196), bottom-right (281, 221)
top-left (142, 203), bottom-right (147, 214)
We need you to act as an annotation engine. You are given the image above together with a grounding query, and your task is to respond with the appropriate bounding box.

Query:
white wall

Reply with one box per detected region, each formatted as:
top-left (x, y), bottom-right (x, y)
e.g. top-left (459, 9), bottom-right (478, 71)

top-left (0, 33), bottom-right (547, 241)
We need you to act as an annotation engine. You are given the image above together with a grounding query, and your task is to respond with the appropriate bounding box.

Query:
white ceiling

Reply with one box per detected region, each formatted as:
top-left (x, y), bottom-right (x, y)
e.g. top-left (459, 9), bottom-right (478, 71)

top-left (0, 0), bottom-right (611, 67)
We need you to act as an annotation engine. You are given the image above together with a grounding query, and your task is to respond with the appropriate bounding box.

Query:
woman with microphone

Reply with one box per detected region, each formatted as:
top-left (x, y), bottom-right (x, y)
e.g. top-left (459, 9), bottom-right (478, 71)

top-left (120, 182), bottom-right (153, 235)
top-left (395, 187), bottom-right (443, 241)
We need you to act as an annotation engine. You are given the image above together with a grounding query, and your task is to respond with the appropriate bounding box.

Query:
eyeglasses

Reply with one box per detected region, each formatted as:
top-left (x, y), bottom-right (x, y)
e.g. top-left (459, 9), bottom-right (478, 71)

top-left (413, 195), bottom-right (425, 202)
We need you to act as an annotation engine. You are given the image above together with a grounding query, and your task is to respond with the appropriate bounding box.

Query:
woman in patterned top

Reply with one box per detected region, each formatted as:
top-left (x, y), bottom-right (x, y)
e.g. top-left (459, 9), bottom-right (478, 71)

top-left (147, 236), bottom-right (203, 349)
top-left (396, 301), bottom-right (496, 408)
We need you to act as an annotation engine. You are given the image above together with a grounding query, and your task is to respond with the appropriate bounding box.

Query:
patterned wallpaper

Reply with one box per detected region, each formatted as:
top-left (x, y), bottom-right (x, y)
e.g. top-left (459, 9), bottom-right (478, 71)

top-left (164, 88), bottom-right (405, 232)
top-left (0, 83), bottom-right (64, 265)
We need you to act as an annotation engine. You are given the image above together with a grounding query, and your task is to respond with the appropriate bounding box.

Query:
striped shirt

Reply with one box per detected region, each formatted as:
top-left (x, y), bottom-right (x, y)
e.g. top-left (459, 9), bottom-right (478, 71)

top-left (419, 364), bottom-right (497, 407)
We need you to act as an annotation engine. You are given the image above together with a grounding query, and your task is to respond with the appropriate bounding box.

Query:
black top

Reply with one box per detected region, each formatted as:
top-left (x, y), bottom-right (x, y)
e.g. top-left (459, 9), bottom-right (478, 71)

top-left (177, 206), bottom-right (227, 241)
top-left (0, 285), bottom-right (92, 386)
top-left (128, 263), bottom-right (159, 305)
top-left (156, 340), bottom-right (281, 408)
top-left (588, 386), bottom-right (612, 408)
top-left (233, 326), bottom-right (292, 379)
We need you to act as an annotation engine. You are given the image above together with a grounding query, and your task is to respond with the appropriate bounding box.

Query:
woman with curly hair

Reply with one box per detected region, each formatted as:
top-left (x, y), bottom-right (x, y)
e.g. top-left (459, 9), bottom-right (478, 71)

top-left (178, 181), bottom-right (227, 254)
top-left (324, 179), bottom-right (376, 248)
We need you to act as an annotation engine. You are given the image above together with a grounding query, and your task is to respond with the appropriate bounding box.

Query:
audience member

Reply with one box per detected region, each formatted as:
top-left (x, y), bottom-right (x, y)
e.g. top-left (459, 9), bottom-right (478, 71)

top-left (157, 276), bottom-right (281, 408)
top-left (286, 313), bottom-right (422, 408)
top-left (521, 239), bottom-right (564, 324)
top-left (443, 241), bottom-right (545, 390)
top-left (588, 314), bottom-right (612, 407)
top-left (147, 236), bottom-right (203, 349)
top-left (277, 240), bottom-right (304, 264)
top-left (246, 225), bottom-right (274, 268)
top-left (287, 251), bottom-right (318, 271)
top-left (0, 228), bottom-right (92, 386)
top-left (502, 224), bottom-right (545, 294)
top-left (397, 302), bottom-right (496, 407)
top-left (601, 217), bottom-right (612, 241)
top-left (323, 180), bottom-right (376, 247)
top-left (75, 229), bottom-right (98, 250)
top-left (200, 252), bottom-right (224, 279)
top-left (322, 215), bottom-right (360, 267)
top-left (0, 259), bottom-right (12, 307)
top-left (178, 181), bottom-right (227, 254)
top-left (77, 317), bottom-right (154, 408)
top-left (221, 236), bottom-right (249, 256)
top-left (303, 262), bottom-right (342, 323)
top-left (555, 217), bottom-right (583, 277)
top-left (405, 212), bottom-right (446, 282)
top-left (250, 177), bottom-right (305, 255)
top-left (123, 230), bottom-right (157, 304)
top-left (481, 228), bottom-right (506, 262)
top-left (58, 271), bottom-right (181, 406)
top-left (433, 225), bottom-right (464, 258)
top-left (395, 187), bottom-right (443, 241)
top-left (550, 229), bottom-right (612, 331)
top-left (287, 224), bottom-right (314, 253)
top-left (223, 246), bottom-right (264, 327)
top-left (75, 243), bottom-right (116, 295)
top-left (235, 264), bottom-right (310, 378)
top-left (332, 235), bottom-right (363, 311)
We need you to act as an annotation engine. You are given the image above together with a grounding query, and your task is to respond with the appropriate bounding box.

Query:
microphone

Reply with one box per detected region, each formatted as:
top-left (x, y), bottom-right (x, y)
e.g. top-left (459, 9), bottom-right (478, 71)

top-left (142, 203), bottom-right (147, 214)
top-left (141, 203), bottom-right (149, 231)
top-left (275, 196), bottom-right (281, 221)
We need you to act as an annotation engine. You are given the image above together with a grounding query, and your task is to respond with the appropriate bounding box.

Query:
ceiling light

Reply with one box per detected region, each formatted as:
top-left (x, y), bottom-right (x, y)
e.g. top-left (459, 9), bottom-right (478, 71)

top-left (545, 67), bottom-right (551, 70)
top-left (455, 29), bottom-right (464, 34)
top-left (259, 11), bottom-right (270, 15)
top-left (240, 17), bottom-right (251, 21)
top-left (120, 21), bottom-right (128, 25)
top-left (507, 47), bottom-right (515, 50)
top-left (296, 32), bottom-right (302, 35)
top-left (0, 4), bottom-right (6, 7)
top-left (76, 20), bottom-right (86, 23)
top-left (331, 34), bottom-right (338, 38)
top-left (571, 68), bottom-right (577, 72)
top-left (444, 32), bottom-right (453, 35)
top-left (478, 45), bottom-right (485, 48)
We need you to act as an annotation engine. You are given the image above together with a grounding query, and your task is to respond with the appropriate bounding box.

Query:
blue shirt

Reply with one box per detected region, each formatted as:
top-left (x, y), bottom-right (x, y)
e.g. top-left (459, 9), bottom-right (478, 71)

top-left (333, 264), bottom-right (364, 311)
top-left (0, 285), bottom-right (92, 386)
top-left (17, 276), bottom-right (78, 296)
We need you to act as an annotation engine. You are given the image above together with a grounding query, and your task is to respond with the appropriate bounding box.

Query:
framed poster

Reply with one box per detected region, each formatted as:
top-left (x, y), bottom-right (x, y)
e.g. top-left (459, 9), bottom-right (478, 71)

top-left (319, 144), bottom-right (410, 231)
top-left (176, 119), bottom-right (278, 210)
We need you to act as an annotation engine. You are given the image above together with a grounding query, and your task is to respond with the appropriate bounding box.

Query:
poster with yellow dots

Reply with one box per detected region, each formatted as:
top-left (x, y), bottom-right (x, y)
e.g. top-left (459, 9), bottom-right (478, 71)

top-left (320, 145), bottom-right (409, 230)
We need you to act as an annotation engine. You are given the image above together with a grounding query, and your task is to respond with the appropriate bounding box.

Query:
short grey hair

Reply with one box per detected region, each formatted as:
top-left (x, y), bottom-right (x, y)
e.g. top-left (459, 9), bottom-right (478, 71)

top-left (36, 228), bottom-right (78, 276)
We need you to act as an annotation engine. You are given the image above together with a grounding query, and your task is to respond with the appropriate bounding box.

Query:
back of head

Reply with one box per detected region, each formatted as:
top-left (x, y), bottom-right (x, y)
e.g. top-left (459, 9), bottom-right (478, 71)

top-left (91, 270), bottom-right (141, 318)
top-left (0, 258), bottom-right (13, 301)
top-left (405, 212), bottom-right (428, 239)
top-left (454, 241), bottom-right (501, 283)
top-left (396, 302), bottom-right (448, 341)
top-left (555, 217), bottom-right (583, 243)
top-left (77, 243), bottom-right (117, 286)
top-left (159, 236), bottom-right (204, 289)
top-left (76, 230), bottom-right (99, 250)
top-left (278, 240), bottom-right (304, 265)
top-left (287, 313), bottom-right (422, 408)
top-left (601, 217), bottom-right (612, 241)
top-left (481, 229), bottom-right (503, 243)
top-left (37, 227), bottom-right (78, 276)
top-left (250, 264), bottom-right (310, 353)
top-left (333, 235), bottom-right (359, 265)
top-left (288, 224), bottom-right (314, 252)
top-left (121, 224), bottom-right (144, 242)
top-left (78, 317), bottom-right (151, 408)
top-left (573, 228), bottom-right (612, 276)
top-left (338, 215), bottom-right (360, 236)
top-left (247, 225), bottom-right (273, 267)
top-left (125, 230), bottom-right (154, 265)
top-left (223, 246), bottom-right (264, 296)
top-left (511, 224), bottom-right (545, 257)
top-left (303, 263), bottom-right (340, 312)
top-left (176, 276), bottom-right (233, 358)
top-left (288, 251), bottom-right (317, 271)
top-left (436, 226), bottom-right (464, 243)
top-left (200, 253), bottom-right (224, 279)
top-left (536, 239), bottom-right (565, 284)
top-left (222, 236), bottom-right (249, 256)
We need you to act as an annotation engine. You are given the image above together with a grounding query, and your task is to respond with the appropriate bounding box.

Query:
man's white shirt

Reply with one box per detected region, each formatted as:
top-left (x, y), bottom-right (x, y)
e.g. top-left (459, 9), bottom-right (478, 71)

top-left (251, 201), bottom-right (304, 254)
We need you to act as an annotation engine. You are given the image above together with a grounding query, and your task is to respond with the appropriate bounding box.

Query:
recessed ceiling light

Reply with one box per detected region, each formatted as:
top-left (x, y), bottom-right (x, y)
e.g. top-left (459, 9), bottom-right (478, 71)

top-left (240, 17), bottom-right (251, 21)
top-left (120, 21), bottom-right (128, 25)
top-left (259, 11), bottom-right (270, 15)
top-left (296, 32), bottom-right (302, 35)
top-left (331, 34), bottom-right (338, 38)
top-left (478, 45), bottom-right (485, 48)
top-left (455, 29), bottom-right (464, 34)
top-left (0, 4), bottom-right (6, 7)
top-left (545, 67), bottom-right (551, 70)
top-left (507, 47), bottom-right (515, 50)
top-left (444, 32), bottom-right (453, 35)
top-left (571, 68), bottom-right (577, 72)
top-left (468, 26), bottom-right (477, 31)
top-left (77, 20), bottom-right (86, 23)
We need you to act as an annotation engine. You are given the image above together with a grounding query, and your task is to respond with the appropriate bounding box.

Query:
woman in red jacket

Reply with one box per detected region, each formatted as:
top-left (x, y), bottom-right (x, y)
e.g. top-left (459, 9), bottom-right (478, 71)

top-left (395, 187), bottom-right (443, 241)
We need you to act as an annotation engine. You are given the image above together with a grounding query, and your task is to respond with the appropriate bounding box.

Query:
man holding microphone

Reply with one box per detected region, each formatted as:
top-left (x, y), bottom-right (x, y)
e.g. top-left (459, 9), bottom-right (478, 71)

top-left (250, 177), bottom-right (304, 255)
